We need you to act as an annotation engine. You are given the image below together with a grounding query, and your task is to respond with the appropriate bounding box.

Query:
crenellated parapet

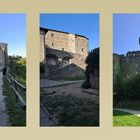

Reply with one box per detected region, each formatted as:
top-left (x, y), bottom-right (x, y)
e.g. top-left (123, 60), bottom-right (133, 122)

top-left (126, 51), bottom-right (140, 58)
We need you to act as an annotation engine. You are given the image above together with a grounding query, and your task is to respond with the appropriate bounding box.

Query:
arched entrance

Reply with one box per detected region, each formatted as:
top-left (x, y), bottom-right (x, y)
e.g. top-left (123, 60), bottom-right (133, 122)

top-left (62, 57), bottom-right (71, 67)
top-left (46, 54), bottom-right (58, 66)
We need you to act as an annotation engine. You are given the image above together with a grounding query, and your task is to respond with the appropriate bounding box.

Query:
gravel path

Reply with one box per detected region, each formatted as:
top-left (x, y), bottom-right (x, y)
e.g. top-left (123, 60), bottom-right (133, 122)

top-left (114, 108), bottom-right (140, 117)
top-left (0, 72), bottom-right (10, 126)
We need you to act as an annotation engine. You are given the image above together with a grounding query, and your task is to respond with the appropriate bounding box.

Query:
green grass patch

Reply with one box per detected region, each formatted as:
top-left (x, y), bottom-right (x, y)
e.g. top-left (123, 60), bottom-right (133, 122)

top-left (113, 110), bottom-right (140, 126)
top-left (41, 94), bottom-right (99, 126)
top-left (3, 78), bottom-right (26, 126)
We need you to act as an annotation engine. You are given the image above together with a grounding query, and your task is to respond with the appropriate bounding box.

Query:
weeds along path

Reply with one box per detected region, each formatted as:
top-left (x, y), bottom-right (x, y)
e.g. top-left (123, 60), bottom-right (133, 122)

top-left (0, 72), bottom-right (10, 126)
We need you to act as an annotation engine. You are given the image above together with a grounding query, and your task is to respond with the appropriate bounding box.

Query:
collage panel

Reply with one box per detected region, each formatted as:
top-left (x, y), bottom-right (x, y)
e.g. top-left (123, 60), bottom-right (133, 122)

top-left (113, 14), bottom-right (140, 126)
top-left (0, 14), bottom-right (26, 126)
top-left (40, 13), bottom-right (100, 126)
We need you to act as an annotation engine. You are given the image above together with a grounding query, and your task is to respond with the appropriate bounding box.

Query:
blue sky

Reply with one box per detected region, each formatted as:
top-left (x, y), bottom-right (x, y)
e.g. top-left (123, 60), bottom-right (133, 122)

top-left (40, 14), bottom-right (99, 51)
top-left (114, 14), bottom-right (140, 54)
top-left (0, 14), bottom-right (26, 57)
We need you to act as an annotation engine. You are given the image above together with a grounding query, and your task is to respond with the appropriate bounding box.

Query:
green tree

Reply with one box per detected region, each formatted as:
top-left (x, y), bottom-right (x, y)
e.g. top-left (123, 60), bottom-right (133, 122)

top-left (9, 55), bottom-right (26, 84)
top-left (82, 48), bottom-right (99, 89)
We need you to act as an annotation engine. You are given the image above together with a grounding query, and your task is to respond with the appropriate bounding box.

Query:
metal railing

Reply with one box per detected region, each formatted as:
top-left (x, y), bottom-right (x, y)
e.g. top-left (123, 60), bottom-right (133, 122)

top-left (6, 74), bottom-right (26, 110)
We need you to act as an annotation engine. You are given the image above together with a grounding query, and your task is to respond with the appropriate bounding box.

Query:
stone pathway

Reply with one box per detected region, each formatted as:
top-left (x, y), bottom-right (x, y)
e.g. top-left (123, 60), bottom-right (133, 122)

top-left (40, 79), bottom-right (84, 88)
top-left (0, 72), bottom-right (10, 126)
top-left (114, 108), bottom-right (140, 117)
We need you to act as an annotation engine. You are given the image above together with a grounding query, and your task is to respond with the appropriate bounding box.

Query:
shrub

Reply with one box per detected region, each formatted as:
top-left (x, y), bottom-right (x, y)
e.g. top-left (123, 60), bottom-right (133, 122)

top-left (114, 74), bottom-right (140, 101)
top-left (82, 80), bottom-right (90, 89)
top-left (82, 48), bottom-right (99, 89)
top-left (8, 55), bottom-right (26, 83)
top-left (40, 62), bottom-right (45, 73)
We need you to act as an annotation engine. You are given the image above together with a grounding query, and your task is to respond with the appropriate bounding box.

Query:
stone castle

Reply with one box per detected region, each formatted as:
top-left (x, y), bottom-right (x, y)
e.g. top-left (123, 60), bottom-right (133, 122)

top-left (113, 51), bottom-right (140, 81)
top-left (0, 42), bottom-right (8, 74)
top-left (40, 27), bottom-right (89, 79)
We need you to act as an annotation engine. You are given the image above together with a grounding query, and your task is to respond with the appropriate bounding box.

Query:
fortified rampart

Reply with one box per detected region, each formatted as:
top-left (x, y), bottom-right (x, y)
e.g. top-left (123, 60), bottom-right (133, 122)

top-left (113, 51), bottom-right (140, 81)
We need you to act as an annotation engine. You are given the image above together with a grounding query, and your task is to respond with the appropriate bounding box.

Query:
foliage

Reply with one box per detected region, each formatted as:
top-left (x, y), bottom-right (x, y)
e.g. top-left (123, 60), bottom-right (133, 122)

top-left (85, 48), bottom-right (99, 75)
top-left (113, 110), bottom-right (140, 126)
top-left (114, 99), bottom-right (140, 111)
top-left (81, 80), bottom-right (90, 89)
top-left (8, 55), bottom-right (26, 84)
top-left (114, 74), bottom-right (140, 102)
top-left (40, 62), bottom-right (45, 74)
top-left (82, 48), bottom-right (99, 89)
top-left (124, 74), bottom-right (140, 98)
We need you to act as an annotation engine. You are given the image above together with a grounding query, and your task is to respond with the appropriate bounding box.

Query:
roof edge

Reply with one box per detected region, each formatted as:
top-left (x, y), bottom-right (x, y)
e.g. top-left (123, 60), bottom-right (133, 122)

top-left (40, 27), bottom-right (89, 40)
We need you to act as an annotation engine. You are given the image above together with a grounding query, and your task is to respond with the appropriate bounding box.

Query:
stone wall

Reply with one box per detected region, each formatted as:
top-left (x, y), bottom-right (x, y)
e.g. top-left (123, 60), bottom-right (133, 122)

top-left (71, 53), bottom-right (86, 69)
top-left (89, 74), bottom-right (99, 90)
top-left (40, 27), bottom-right (89, 79)
top-left (40, 28), bottom-right (88, 61)
top-left (113, 51), bottom-right (140, 81)
top-left (40, 30), bottom-right (46, 62)
top-left (48, 63), bottom-right (85, 79)
top-left (0, 43), bottom-right (8, 67)
top-left (0, 47), bottom-right (3, 64)
top-left (75, 35), bottom-right (88, 58)
top-left (69, 34), bottom-right (76, 53)
top-left (45, 30), bottom-right (70, 52)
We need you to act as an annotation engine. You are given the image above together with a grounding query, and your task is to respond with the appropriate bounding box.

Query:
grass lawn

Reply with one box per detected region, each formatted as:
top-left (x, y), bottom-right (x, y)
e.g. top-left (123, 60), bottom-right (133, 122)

top-left (3, 78), bottom-right (26, 126)
top-left (113, 110), bottom-right (140, 126)
top-left (41, 94), bottom-right (99, 126)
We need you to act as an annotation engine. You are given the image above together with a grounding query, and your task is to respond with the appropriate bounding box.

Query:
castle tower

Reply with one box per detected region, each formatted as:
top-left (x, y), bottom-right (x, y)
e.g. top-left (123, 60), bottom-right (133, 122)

top-left (68, 34), bottom-right (76, 53)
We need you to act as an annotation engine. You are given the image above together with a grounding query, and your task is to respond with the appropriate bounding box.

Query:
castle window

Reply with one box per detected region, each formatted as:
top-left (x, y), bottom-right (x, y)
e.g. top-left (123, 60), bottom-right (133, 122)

top-left (81, 48), bottom-right (84, 51)
top-left (52, 43), bottom-right (54, 47)
top-left (51, 33), bottom-right (54, 37)
top-left (62, 48), bottom-right (64, 51)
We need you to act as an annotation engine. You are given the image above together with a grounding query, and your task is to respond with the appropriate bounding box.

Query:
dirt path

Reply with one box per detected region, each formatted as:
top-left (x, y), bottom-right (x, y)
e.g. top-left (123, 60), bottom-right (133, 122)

top-left (114, 108), bottom-right (140, 117)
top-left (0, 72), bottom-right (10, 126)
top-left (41, 82), bottom-right (99, 103)
top-left (40, 81), bottom-right (99, 126)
